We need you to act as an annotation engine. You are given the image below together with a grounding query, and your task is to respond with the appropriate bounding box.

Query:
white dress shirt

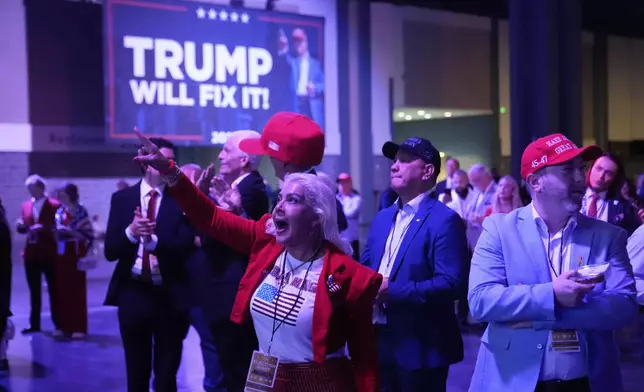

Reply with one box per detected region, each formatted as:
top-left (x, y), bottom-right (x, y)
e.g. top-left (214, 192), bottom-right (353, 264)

top-left (125, 180), bottom-right (165, 283)
top-left (231, 172), bottom-right (250, 189)
top-left (296, 55), bottom-right (310, 96)
top-left (627, 224), bottom-right (644, 305)
top-left (337, 192), bottom-right (361, 242)
top-left (373, 192), bottom-right (427, 324)
top-left (582, 189), bottom-right (608, 222)
top-left (446, 190), bottom-right (475, 219)
top-left (532, 205), bottom-right (588, 381)
top-left (445, 176), bottom-right (453, 190)
top-left (32, 197), bottom-right (46, 222)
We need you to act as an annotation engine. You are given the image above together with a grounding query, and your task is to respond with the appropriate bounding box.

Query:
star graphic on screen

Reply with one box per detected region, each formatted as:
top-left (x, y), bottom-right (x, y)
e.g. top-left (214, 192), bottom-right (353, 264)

top-left (230, 12), bottom-right (239, 22)
top-left (241, 13), bottom-right (250, 23)
top-left (219, 10), bottom-right (229, 21)
top-left (196, 7), bottom-right (206, 19)
top-left (208, 8), bottom-right (217, 20)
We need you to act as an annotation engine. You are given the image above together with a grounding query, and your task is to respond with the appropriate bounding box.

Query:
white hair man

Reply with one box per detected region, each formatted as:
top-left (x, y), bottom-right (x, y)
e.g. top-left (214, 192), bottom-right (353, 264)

top-left (16, 174), bottom-right (61, 335)
top-left (465, 163), bottom-right (497, 249)
top-left (216, 130), bottom-right (270, 221)
top-left (468, 133), bottom-right (636, 392)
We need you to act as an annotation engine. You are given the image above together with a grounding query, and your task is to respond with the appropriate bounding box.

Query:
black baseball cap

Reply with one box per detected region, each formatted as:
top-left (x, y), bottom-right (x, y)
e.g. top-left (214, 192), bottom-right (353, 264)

top-left (382, 137), bottom-right (442, 174)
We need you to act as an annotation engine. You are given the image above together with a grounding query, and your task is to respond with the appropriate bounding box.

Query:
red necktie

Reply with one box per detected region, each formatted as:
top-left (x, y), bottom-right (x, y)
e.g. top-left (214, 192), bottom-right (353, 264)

top-left (587, 193), bottom-right (599, 218)
top-left (141, 190), bottom-right (158, 280)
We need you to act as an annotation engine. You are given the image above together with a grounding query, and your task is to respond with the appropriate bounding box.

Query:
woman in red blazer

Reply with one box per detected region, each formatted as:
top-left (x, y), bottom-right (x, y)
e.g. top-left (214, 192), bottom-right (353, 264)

top-left (134, 133), bottom-right (382, 392)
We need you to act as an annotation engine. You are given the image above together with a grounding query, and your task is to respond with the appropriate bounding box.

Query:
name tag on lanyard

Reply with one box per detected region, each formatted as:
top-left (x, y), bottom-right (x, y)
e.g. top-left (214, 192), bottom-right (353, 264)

top-left (550, 329), bottom-right (581, 353)
top-left (245, 350), bottom-right (280, 391)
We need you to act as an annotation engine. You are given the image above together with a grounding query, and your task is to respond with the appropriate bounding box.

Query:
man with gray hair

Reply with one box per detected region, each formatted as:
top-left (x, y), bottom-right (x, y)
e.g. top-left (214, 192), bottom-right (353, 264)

top-left (465, 163), bottom-right (497, 249)
top-left (217, 130), bottom-right (269, 220)
top-left (16, 174), bottom-right (61, 334)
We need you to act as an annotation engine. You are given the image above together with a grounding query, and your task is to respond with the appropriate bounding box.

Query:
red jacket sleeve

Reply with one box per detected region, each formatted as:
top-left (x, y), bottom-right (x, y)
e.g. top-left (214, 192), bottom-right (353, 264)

top-left (346, 267), bottom-right (383, 392)
top-left (168, 174), bottom-right (267, 255)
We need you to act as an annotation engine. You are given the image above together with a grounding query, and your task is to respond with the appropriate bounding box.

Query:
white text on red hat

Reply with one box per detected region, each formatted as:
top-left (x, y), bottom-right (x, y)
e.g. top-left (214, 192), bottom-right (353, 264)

top-left (532, 155), bottom-right (548, 168)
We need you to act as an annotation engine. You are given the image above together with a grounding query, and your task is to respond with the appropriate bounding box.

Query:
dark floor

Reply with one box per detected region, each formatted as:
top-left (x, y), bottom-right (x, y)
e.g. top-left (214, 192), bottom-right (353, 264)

top-left (1, 258), bottom-right (643, 392)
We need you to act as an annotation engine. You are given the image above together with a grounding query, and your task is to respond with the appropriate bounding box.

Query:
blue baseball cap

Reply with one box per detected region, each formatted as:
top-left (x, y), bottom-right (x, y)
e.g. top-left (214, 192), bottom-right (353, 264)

top-left (382, 137), bottom-right (441, 173)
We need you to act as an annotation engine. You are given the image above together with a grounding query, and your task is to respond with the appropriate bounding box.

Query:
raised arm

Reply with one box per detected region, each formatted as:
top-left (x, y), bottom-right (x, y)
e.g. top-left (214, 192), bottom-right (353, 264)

top-left (132, 128), bottom-right (267, 255)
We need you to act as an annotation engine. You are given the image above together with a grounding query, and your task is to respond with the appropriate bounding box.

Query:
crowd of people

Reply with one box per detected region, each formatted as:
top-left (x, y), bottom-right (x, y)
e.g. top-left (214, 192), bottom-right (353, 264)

top-left (2, 112), bottom-right (644, 392)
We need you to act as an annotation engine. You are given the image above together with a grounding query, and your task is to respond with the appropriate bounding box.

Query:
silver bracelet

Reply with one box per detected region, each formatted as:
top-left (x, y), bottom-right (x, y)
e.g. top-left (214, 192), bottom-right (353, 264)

top-left (162, 165), bottom-right (183, 187)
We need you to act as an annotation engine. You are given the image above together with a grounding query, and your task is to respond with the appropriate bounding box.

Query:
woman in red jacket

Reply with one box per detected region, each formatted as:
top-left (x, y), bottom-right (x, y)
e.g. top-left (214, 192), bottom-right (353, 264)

top-left (134, 132), bottom-right (382, 392)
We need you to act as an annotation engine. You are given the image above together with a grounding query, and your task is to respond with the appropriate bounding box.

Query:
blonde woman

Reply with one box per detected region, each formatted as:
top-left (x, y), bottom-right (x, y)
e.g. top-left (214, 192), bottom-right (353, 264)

top-left (487, 175), bottom-right (523, 216)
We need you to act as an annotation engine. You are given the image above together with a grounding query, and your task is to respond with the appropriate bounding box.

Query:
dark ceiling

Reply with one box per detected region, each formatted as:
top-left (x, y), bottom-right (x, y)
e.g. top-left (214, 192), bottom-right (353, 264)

top-left (371, 0), bottom-right (644, 38)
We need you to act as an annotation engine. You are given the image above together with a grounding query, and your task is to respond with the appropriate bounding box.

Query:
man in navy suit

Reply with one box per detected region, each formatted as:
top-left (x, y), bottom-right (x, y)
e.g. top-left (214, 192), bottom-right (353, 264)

top-left (104, 138), bottom-right (196, 392)
top-left (362, 137), bottom-right (469, 392)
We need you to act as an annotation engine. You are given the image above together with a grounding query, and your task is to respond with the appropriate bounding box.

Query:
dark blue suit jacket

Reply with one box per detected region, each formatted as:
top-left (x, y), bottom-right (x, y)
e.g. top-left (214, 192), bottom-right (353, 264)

top-left (103, 182), bottom-right (197, 311)
top-left (361, 196), bottom-right (469, 369)
top-left (605, 196), bottom-right (640, 236)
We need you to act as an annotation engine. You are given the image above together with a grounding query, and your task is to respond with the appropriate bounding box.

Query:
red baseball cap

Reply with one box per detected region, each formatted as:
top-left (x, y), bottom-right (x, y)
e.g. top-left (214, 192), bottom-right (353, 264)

top-left (239, 112), bottom-right (325, 167)
top-left (521, 133), bottom-right (602, 178)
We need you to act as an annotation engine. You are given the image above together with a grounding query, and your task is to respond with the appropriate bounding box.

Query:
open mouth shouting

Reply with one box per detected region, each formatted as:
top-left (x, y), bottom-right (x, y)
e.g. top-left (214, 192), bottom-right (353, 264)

top-left (273, 216), bottom-right (290, 235)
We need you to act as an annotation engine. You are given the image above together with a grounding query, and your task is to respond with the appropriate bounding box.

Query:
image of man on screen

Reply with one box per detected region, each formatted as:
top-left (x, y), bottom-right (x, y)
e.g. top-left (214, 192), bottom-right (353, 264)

top-left (277, 28), bottom-right (325, 129)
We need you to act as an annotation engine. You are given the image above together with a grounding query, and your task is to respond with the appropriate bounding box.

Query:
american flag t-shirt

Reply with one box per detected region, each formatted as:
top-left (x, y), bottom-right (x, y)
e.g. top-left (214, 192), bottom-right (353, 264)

top-left (250, 252), bottom-right (350, 363)
top-left (251, 283), bottom-right (305, 326)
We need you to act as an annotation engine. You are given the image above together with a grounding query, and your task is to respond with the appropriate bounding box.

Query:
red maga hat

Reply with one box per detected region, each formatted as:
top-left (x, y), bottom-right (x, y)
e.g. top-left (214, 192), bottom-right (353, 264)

top-left (520, 133), bottom-right (602, 178)
top-left (239, 112), bottom-right (325, 167)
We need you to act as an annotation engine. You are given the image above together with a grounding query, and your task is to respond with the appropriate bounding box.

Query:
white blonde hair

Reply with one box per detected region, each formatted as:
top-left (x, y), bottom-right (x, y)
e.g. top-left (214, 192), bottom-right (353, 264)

top-left (265, 172), bottom-right (353, 256)
top-left (228, 130), bottom-right (262, 170)
top-left (491, 175), bottom-right (523, 214)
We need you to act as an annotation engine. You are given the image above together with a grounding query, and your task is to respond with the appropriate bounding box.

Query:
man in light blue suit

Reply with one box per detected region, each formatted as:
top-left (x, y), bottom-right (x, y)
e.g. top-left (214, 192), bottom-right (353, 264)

top-left (362, 137), bottom-right (469, 392)
top-left (468, 133), bottom-right (637, 392)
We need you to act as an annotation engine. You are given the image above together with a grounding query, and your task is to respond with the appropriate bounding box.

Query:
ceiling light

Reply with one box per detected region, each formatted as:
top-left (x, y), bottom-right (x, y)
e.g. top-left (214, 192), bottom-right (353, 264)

top-left (424, 114), bottom-right (432, 119)
top-left (439, 152), bottom-right (446, 158)
top-left (444, 112), bottom-right (452, 117)
top-left (404, 115), bottom-right (412, 120)
top-left (417, 110), bottom-right (425, 116)
top-left (397, 112), bottom-right (405, 118)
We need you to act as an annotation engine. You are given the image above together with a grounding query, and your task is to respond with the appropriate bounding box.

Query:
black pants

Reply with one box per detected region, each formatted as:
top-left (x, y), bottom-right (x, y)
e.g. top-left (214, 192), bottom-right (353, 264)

top-left (534, 377), bottom-right (591, 392)
top-left (209, 320), bottom-right (257, 392)
top-left (376, 325), bottom-right (449, 392)
top-left (351, 240), bottom-right (360, 261)
top-left (0, 316), bottom-right (6, 339)
top-left (117, 280), bottom-right (190, 392)
top-left (297, 96), bottom-right (313, 119)
top-left (457, 298), bottom-right (470, 324)
top-left (24, 262), bottom-right (57, 329)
